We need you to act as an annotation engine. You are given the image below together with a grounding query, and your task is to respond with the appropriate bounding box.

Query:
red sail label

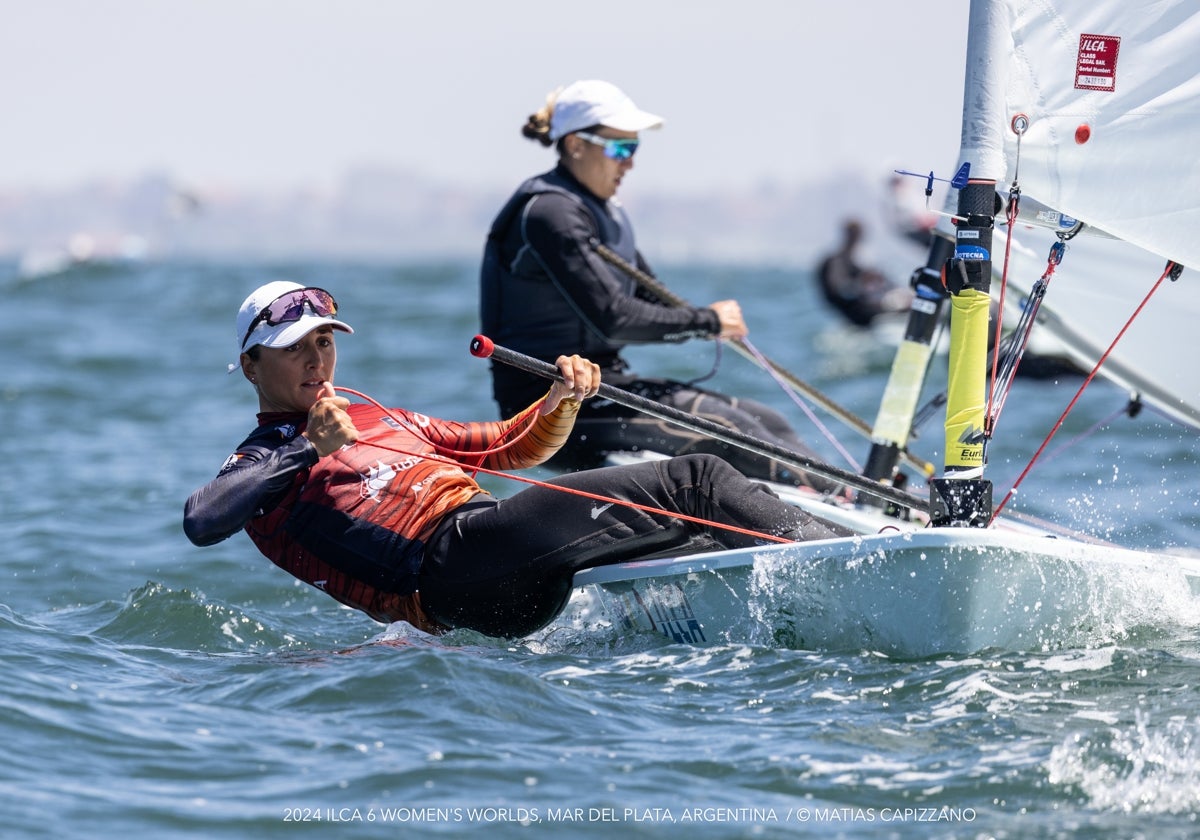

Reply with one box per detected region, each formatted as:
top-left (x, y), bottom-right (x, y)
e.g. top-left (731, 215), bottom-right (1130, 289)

top-left (1076, 34), bottom-right (1121, 91)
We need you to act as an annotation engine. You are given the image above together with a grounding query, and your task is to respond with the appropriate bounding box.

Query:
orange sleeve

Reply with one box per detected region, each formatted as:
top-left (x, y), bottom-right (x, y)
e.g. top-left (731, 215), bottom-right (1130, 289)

top-left (415, 394), bottom-right (580, 472)
top-left (484, 395), bottom-right (580, 471)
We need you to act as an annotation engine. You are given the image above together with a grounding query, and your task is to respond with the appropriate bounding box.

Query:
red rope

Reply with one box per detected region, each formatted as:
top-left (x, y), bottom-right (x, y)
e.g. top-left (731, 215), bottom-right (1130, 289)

top-left (333, 386), bottom-right (795, 545)
top-left (335, 386), bottom-right (543, 471)
top-left (990, 262), bottom-right (1177, 523)
top-left (985, 194), bottom-right (1021, 431)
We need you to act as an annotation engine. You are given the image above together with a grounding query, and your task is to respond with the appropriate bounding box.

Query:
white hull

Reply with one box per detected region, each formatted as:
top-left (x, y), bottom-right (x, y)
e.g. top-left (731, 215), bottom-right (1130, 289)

top-left (564, 525), bottom-right (1200, 657)
top-left (551, 2), bottom-right (1200, 658)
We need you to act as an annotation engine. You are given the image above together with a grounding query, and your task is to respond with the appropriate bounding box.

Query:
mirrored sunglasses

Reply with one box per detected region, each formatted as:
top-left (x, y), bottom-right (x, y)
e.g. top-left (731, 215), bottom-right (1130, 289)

top-left (575, 131), bottom-right (640, 161)
top-left (241, 287), bottom-right (338, 350)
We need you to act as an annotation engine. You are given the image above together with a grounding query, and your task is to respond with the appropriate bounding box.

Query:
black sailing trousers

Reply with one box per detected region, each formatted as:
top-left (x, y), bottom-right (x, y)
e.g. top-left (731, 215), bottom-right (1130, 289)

top-left (418, 453), bottom-right (851, 638)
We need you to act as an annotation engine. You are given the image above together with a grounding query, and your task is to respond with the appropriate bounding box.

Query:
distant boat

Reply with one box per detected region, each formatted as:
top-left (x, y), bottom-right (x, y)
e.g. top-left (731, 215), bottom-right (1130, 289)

top-left (17, 232), bottom-right (148, 280)
top-left (810, 217), bottom-right (1084, 380)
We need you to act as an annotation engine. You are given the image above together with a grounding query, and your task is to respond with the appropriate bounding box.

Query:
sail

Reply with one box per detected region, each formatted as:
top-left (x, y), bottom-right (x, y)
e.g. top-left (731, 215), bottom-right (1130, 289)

top-left (975, 0), bottom-right (1200, 267)
top-left (954, 0), bottom-right (1200, 431)
top-left (999, 226), bottom-right (1200, 430)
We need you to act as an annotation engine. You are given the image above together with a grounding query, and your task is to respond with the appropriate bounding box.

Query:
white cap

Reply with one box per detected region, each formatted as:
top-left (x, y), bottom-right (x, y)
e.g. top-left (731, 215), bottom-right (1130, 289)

top-left (548, 80), bottom-right (664, 141)
top-left (231, 280), bottom-right (353, 369)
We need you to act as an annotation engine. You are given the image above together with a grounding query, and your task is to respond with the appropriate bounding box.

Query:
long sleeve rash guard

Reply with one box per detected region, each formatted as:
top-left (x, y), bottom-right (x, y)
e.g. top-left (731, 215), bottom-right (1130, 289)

top-left (183, 397), bottom-right (578, 630)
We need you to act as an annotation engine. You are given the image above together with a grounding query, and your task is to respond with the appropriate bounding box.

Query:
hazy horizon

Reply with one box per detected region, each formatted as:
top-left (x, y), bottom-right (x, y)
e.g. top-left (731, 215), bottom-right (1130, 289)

top-left (2, 1), bottom-right (970, 195)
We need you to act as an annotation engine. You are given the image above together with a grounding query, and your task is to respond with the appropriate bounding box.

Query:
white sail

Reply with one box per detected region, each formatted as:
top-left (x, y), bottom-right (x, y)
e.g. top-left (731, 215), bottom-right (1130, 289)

top-left (983, 1), bottom-right (1200, 268)
top-left (959, 0), bottom-right (1200, 430)
top-left (999, 225), bottom-right (1200, 430)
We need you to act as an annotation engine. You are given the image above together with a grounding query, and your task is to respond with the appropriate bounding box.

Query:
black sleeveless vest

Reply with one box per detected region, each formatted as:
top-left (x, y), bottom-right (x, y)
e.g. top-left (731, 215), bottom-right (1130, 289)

top-left (480, 167), bottom-right (638, 383)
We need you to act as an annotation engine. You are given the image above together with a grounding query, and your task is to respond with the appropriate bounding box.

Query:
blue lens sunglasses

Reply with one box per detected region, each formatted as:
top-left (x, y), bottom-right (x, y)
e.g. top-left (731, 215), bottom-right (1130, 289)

top-left (575, 131), bottom-right (640, 161)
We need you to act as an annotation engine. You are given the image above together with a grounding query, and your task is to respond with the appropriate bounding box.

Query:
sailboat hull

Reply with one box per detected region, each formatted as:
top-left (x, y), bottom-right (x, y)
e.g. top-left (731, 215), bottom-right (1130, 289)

top-left (566, 529), bottom-right (1200, 657)
top-left (555, 0), bottom-right (1200, 657)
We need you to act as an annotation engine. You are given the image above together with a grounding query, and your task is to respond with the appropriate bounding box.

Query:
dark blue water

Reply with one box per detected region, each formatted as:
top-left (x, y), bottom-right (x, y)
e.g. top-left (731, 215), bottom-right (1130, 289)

top-left (4, 258), bottom-right (1199, 838)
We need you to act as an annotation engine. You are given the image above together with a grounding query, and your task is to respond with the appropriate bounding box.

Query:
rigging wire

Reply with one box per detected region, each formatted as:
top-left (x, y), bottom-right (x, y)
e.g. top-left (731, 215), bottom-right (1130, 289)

top-left (989, 260), bottom-right (1180, 523)
top-left (987, 237), bottom-right (1067, 434)
top-left (986, 185), bottom-right (1021, 436)
top-left (1026, 400), bottom-right (1133, 470)
top-left (986, 114), bottom-right (1029, 440)
top-left (984, 112), bottom-right (1077, 443)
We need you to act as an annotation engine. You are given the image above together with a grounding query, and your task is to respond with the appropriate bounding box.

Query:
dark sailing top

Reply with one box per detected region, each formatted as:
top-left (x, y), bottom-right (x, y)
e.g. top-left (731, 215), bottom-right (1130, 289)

top-left (480, 164), bottom-right (720, 414)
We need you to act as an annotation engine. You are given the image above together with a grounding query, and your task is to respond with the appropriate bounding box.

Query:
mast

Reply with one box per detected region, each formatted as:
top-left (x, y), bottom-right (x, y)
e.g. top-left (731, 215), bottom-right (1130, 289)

top-left (863, 0), bottom-right (1008, 523)
top-left (927, 0), bottom-right (1011, 527)
top-left (928, 180), bottom-right (995, 526)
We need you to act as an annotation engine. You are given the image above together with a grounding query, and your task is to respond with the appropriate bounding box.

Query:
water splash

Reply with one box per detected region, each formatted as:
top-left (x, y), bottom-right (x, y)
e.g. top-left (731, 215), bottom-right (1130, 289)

top-left (746, 542), bottom-right (1200, 656)
top-left (1047, 710), bottom-right (1200, 814)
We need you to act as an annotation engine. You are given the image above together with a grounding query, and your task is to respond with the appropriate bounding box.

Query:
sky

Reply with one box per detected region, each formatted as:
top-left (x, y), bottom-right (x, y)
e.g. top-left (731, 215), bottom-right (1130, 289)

top-left (1, 0), bottom-right (971, 196)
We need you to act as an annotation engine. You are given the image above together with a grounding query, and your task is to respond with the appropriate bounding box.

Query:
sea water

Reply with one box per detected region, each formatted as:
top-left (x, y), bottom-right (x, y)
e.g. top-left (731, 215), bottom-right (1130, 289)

top-left (4, 258), bottom-right (1199, 838)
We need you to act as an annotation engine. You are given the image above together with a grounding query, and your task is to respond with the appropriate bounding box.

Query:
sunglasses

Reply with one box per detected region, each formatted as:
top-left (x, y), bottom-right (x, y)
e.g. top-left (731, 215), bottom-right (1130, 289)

top-left (575, 131), bottom-right (639, 161)
top-left (241, 287), bottom-right (338, 350)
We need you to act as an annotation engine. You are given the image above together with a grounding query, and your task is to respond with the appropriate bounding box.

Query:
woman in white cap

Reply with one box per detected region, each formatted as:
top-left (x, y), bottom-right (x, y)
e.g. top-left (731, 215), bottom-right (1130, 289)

top-left (184, 282), bottom-right (849, 638)
top-left (480, 80), bottom-right (837, 492)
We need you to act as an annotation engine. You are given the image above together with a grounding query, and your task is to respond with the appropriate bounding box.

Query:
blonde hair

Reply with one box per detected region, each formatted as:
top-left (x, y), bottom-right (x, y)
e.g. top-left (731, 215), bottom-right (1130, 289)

top-left (521, 87), bottom-right (560, 147)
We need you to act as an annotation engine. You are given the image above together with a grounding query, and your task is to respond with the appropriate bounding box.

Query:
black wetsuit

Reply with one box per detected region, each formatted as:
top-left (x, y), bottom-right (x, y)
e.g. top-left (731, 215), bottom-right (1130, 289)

top-left (480, 164), bottom-right (837, 491)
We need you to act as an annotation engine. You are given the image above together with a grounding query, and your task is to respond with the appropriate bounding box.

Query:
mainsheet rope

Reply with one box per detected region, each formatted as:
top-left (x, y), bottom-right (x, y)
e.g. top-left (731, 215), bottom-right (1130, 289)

top-left (333, 385), bottom-right (795, 545)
